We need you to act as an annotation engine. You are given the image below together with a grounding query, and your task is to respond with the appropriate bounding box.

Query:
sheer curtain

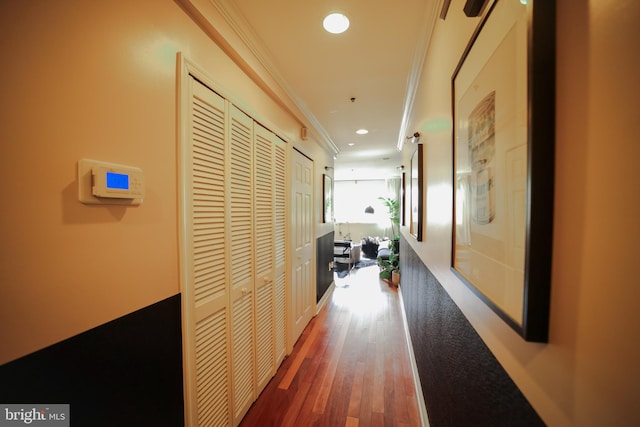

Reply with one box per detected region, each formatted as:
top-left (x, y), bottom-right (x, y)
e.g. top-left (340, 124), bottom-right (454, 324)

top-left (386, 177), bottom-right (401, 207)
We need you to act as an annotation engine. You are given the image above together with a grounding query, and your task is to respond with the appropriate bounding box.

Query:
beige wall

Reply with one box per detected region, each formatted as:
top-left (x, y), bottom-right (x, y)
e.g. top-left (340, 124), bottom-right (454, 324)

top-left (402, 1), bottom-right (640, 426)
top-left (0, 0), bottom-right (332, 365)
top-left (3, 0), bottom-right (638, 424)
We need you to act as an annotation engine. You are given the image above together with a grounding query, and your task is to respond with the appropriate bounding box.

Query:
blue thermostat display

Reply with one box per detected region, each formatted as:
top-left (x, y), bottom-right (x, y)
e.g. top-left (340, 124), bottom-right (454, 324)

top-left (82, 159), bottom-right (145, 202)
top-left (106, 171), bottom-right (130, 190)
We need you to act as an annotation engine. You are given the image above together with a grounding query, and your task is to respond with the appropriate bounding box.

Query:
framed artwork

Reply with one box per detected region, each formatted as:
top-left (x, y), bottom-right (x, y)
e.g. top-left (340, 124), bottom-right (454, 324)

top-left (322, 173), bottom-right (333, 223)
top-left (410, 144), bottom-right (423, 241)
top-left (401, 172), bottom-right (406, 227)
top-left (451, 0), bottom-right (555, 342)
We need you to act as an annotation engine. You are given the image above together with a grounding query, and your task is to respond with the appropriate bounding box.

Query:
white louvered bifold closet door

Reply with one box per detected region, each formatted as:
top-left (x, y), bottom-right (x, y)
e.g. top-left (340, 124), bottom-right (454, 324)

top-left (183, 77), bottom-right (231, 427)
top-left (273, 137), bottom-right (287, 365)
top-left (253, 124), bottom-right (276, 394)
top-left (228, 105), bottom-right (255, 425)
top-left (181, 59), bottom-right (289, 427)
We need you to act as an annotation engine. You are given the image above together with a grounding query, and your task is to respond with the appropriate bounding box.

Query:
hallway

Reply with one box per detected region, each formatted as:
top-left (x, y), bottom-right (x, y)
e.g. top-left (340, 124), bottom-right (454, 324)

top-left (240, 264), bottom-right (422, 426)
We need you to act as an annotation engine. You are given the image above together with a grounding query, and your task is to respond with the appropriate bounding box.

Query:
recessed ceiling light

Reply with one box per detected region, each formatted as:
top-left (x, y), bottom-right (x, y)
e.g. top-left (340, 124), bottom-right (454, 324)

top-left (348, 143), bottom-right (355, 146)
top-left (356, 129), bottom-right (368, 135)
top-left (323, 13), bottom-right (350, 34)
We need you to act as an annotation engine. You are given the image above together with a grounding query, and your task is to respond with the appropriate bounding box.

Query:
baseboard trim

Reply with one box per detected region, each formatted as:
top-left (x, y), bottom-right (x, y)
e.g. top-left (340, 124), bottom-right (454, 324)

top-left (316, 280), bottom-right (335, 315)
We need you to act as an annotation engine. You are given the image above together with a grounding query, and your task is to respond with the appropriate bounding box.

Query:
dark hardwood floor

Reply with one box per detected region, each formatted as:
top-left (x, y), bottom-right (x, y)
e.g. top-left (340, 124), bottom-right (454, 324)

top-left (240, 263), bottom-right (422, 427)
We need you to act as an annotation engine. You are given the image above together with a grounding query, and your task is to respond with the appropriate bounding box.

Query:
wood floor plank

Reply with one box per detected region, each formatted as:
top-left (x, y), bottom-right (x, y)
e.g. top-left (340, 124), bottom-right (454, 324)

top-left (312, 310), bottom-right (352, 414)
top-left (345, 416), bottom-right (359, 427)
top-left (357, 341), bottom-right (376, 425)
top-left (347, 361), bottom-right (365, 418)
top-left (239, 264), bottom-right (422, 427)
top-left (278, 314), bottom-right (322, 390)
top-left (371, 411), bottom-right (385, 427)
top-left (280, 378), bottom-right (312, 427)
top-left (324, 353), bottom-right (355, 425)
top-left (407, 394), bottom-right (422, 427)
top-left (390, 347), bottom-right (411, 425)
top-left (372, 332), bottom-right (385, 414)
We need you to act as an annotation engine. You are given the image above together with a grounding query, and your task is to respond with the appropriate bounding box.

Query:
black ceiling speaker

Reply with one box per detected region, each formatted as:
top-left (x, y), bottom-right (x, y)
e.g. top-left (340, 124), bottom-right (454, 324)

top-left (464, 0), bottom-right (489, 17)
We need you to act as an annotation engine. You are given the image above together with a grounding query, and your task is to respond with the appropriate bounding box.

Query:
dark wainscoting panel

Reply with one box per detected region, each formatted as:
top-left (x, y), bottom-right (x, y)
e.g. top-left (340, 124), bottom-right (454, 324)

top-left (0, 294), bottom-right (184, 427)
top-left (316, 231), bottom-right (335, 303)
top-left (399, 238), bottom-right (544, 426)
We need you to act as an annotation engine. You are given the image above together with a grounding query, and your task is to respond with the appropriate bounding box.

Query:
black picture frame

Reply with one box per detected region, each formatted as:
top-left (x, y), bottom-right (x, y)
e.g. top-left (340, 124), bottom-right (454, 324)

top-left (463, 0), bottom-right (489, 17)
top-left (322, 173), bottom-right (333, 223)
top-left (451, 0), bottom-right (555, 342)
top-left (401, 172), bottom-right (406, 227)
top-left (410, 144), bottom-right (423, 241)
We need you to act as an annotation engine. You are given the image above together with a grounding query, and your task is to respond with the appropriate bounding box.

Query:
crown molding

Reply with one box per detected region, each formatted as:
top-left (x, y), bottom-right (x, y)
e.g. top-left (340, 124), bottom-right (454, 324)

top-left (396, 0), bottom-right (441, 152)
top-left (197, 0), bottom-right (340, 154)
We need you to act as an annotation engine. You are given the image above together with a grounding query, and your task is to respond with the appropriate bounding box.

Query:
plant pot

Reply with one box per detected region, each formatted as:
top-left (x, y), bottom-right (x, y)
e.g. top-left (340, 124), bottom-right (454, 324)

top-left (391, 270), bottom-right (400, 286)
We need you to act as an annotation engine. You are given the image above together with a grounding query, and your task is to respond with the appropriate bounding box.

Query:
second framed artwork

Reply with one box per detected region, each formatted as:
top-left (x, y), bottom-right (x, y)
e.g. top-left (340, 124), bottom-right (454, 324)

top-left (322, 173), bottom-right (333, 223)
top-left (451, 0), bottom-right (555, 342)
top-left (410, 144), bottom-right (423, 241)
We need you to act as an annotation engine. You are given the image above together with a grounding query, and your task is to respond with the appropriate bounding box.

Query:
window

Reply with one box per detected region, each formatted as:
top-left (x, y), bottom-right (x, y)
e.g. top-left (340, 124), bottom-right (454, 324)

top-left (333, 179), bottom-right (389, 224)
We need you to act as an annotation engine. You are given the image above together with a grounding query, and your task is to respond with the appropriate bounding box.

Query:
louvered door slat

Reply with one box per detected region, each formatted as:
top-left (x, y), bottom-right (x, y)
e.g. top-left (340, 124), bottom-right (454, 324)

top-left (274, 271), bottom-right (286, 364)
top-left (253, 125), bottom-right (275, 393)
top-left (231, 294), bottom-right (254, 421)
top-left (192, 88), bottom-right (227, 311)
top-left (229, 106), bottom-right (255, 425)
top-left (181, 78), bottom-right (231, 427)
top-left (273, 138), bottom-right (287, 364)
top-left (254, 129), bottom-right (274, 278)
top-left (274, 141), bottom-right (286, 267)
top-left (229, 109), bottom-right (253, 287)
top-left (256, 282), bottom-right (274, 389)
top-left (195, 311), bottom-right (229, 427)
top-left (183, 64), bottom-right (289, 427)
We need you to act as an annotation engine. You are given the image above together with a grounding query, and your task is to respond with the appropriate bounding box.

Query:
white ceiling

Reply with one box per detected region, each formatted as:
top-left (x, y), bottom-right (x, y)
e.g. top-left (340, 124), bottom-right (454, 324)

top-left (213, 0), bottom-right (441, 180)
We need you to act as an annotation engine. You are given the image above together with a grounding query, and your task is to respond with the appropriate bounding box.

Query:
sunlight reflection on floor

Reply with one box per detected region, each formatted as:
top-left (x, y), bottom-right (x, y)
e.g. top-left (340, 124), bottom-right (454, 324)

top-left (331, 264), bottom-right (391, 315)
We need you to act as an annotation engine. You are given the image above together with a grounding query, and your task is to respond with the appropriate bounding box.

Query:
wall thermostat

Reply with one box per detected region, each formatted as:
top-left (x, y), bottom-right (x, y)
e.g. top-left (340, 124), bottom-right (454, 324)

top-left (78, 159), bottom-right (145, 205)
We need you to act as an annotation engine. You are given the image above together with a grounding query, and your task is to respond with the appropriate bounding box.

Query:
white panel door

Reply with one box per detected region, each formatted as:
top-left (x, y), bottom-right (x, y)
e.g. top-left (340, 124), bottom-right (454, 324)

top-left (290, 149), bottom-right (314, 349)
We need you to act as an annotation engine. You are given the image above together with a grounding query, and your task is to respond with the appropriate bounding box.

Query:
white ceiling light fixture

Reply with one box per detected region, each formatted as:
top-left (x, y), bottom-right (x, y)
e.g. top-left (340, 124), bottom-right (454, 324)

top-left (356, 129), bottom-right (368, 135)
top-left (323, 13), bottom-right (350, 34)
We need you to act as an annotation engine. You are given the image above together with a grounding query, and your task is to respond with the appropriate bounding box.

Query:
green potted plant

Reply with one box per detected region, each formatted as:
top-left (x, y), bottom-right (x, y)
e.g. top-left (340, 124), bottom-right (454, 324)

top-left (378, 196), bottom-right (400, 240)
top-left (377, 196), bottom-right (400, 285)
top-left (378, 251), bottom-right (400, 286)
